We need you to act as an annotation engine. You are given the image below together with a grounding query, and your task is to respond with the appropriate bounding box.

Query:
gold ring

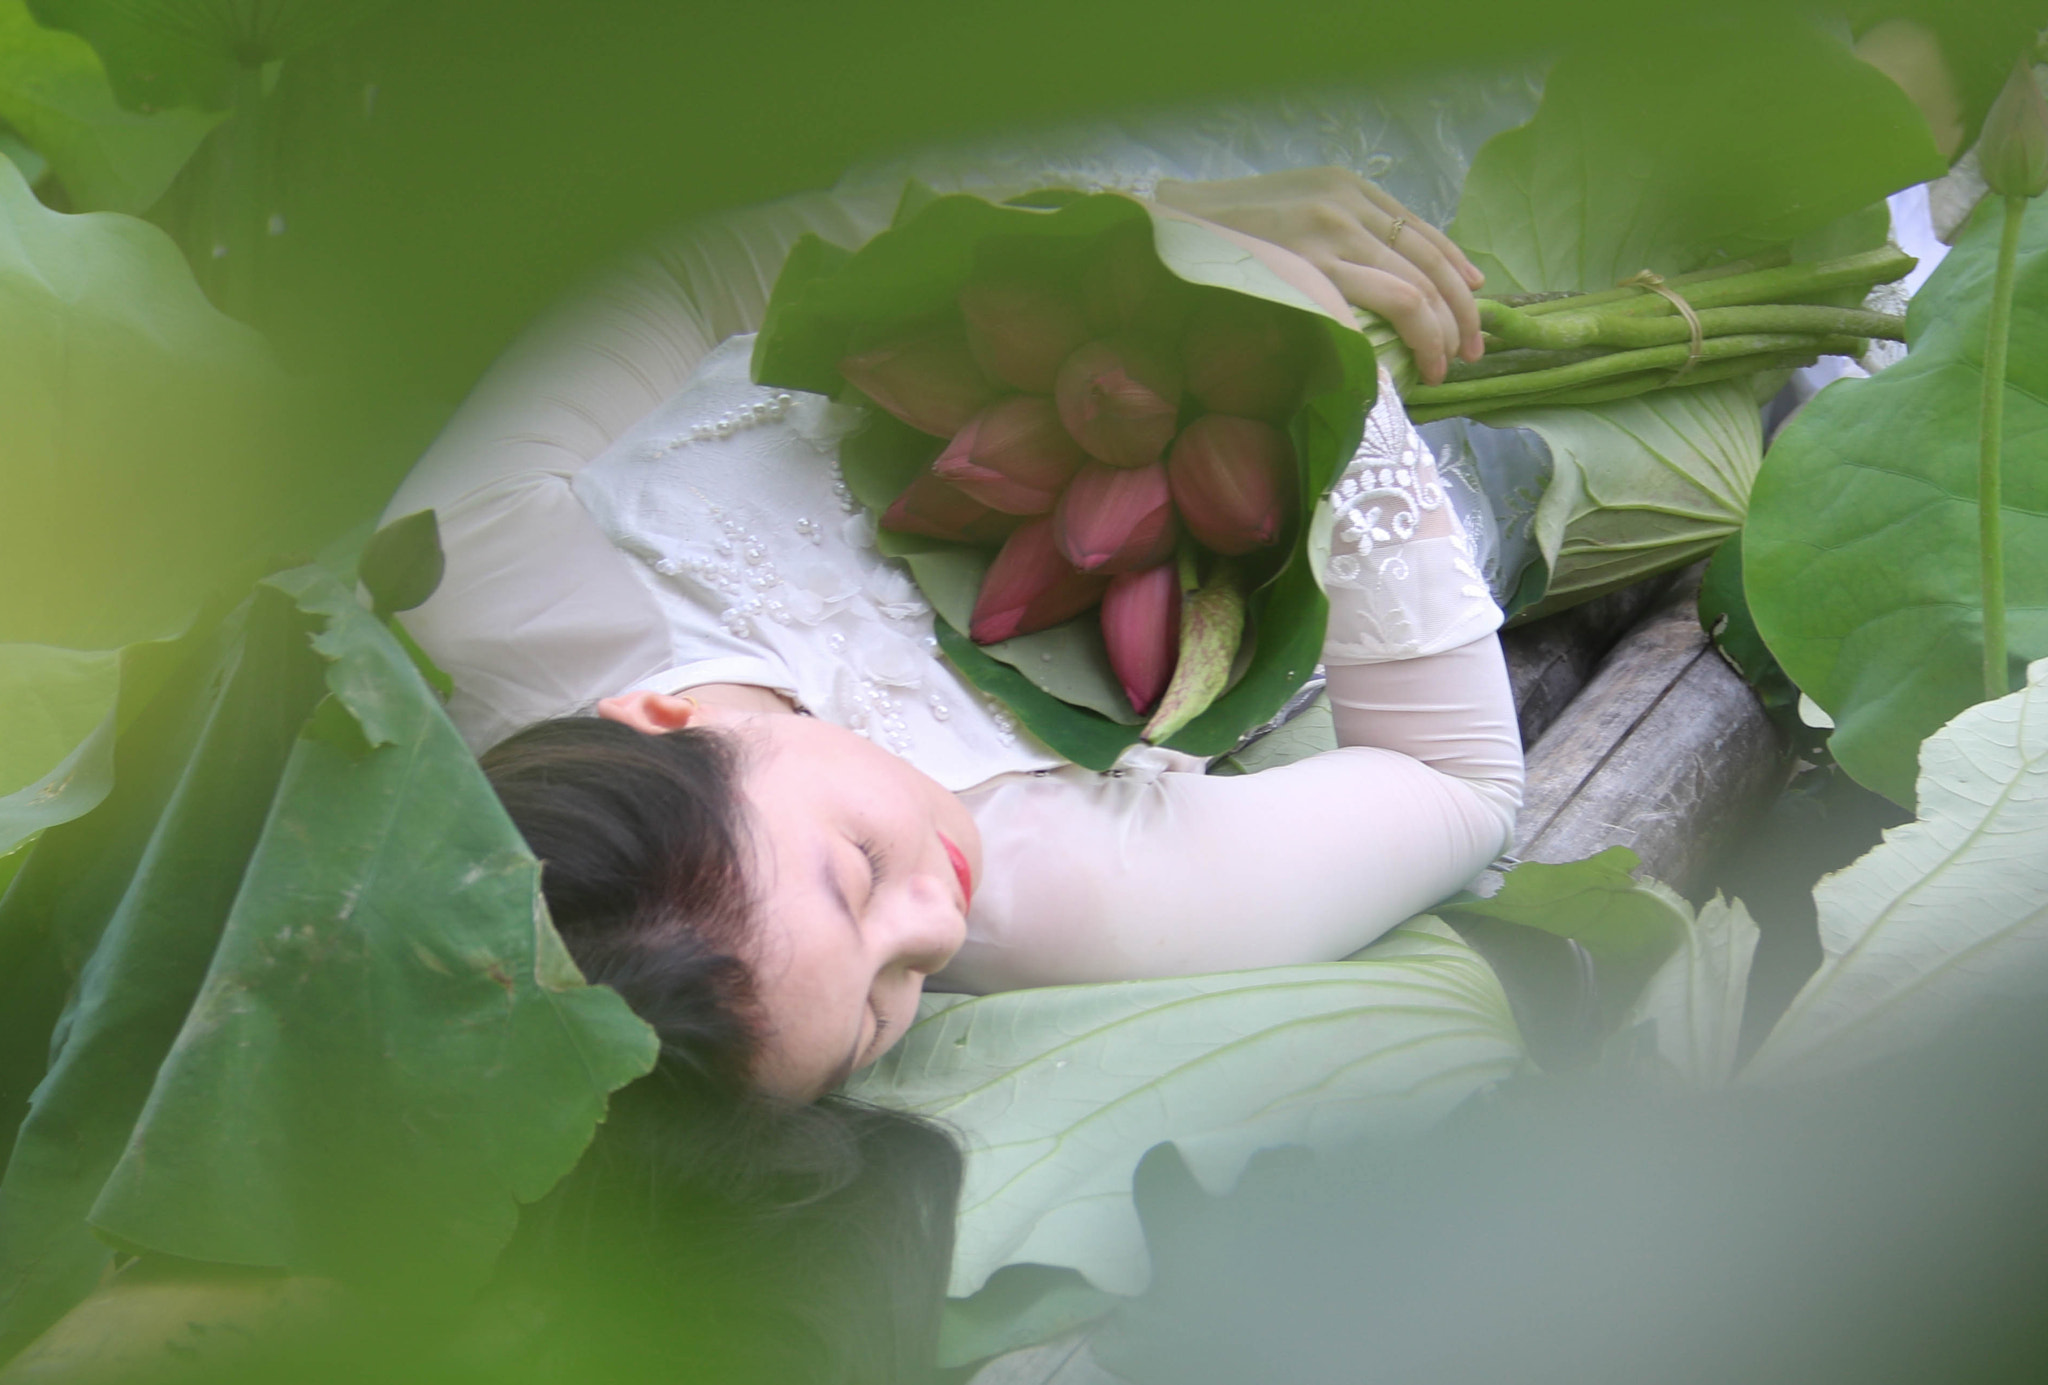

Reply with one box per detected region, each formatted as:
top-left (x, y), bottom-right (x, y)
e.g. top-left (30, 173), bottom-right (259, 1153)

top-left (1385, 217), bottom-right (1407, 248)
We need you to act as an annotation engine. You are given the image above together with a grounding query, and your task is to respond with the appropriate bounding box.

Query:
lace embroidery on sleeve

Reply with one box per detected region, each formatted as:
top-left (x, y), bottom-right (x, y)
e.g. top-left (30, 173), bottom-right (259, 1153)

top-left (1317, 368), bottom-right (1502, 664)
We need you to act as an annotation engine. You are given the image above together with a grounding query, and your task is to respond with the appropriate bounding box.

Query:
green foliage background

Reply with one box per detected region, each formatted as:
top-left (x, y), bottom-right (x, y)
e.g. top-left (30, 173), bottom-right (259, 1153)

top-left (2, 0), bottom-right (2045, 1373)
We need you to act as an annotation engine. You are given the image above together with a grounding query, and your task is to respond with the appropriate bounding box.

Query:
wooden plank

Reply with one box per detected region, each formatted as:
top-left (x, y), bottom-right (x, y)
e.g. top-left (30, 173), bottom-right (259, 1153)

top-left (1511, 565), bottom-right (1790, 895)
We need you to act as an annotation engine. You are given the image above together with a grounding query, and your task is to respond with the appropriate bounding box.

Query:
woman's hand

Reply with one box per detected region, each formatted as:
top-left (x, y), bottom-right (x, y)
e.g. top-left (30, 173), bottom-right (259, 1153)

top-left (1153, 168), bottom-right (1485, 385)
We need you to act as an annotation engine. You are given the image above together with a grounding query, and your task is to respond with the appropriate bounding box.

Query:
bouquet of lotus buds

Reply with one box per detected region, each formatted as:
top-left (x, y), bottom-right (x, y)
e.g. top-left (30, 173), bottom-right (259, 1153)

top-left (843, 226), bottom-right (1333, 741)
top-left (754, 190), bottom-right (1378, 767)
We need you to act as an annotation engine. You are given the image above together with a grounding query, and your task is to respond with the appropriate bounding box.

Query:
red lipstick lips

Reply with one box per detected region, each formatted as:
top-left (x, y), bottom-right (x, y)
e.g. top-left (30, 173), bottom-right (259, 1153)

top-left (939, 833), bottom-right (974, 908)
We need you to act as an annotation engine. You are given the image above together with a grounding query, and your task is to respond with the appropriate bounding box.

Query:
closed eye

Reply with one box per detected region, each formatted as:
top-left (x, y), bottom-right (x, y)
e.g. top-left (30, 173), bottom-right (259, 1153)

top-left (856, 837), bottom-right (887, 902)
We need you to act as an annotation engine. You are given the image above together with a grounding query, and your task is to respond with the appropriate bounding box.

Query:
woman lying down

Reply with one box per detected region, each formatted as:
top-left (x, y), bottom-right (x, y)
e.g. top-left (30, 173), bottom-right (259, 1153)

top-left (390, 169), bottom-right (1521, 1382)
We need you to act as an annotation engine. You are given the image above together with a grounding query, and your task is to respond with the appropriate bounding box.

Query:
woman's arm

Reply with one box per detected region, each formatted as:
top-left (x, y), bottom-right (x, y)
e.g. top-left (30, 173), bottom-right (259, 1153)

top-left (942, 637), bottom-right (1517, 990)
top-left (940, 376), bottom-right (1521, 992)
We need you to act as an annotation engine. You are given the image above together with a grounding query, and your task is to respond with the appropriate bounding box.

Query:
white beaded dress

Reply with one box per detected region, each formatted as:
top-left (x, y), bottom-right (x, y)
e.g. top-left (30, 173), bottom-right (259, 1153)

top-left (386, 104), bottom-right (1526, 992)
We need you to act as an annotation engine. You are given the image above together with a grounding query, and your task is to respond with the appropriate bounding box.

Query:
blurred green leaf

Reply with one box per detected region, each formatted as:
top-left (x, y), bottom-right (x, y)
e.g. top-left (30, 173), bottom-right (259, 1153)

top-left (0, 644), bottom-right (117, 800)
top-left (939, 1266), bottom-right (1119, 1369)
top-left (0, 153), bottom-right (292, 651)
top-left (27, 0), bottom-right (399, 111)
top-left (756, 190), bottom-right (1374, 764)
top-left (356, 508), bottom-right (444, 619)
top-left (0, 0), bottom-right (216, 212)
top-left (0, 128), bottom-right (45, 184)
top-left (1748, 660), bottom-right (2048, 1084)
top-left (1745, 195), bottom-right (2048, 805)
top-left (847, 918), bottom-right (1521, 1298)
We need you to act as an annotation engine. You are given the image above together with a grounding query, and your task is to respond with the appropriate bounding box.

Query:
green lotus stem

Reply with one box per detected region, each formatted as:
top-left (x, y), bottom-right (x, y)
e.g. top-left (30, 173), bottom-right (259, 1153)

top-left (1410, 350), bottom-right (1820, 423)
top-left (1476, 247), bottom-right (1914, 339)
top-left (1407, 332), bottom-right (1862, 408)
top-left (1443, 347), bottom-right (1611, 383)
top-left (1479, 304), bottom-right (1904, 352)
top-left (1410, 349), bottom-right (1830, 423)
top-left (1979, 194), bottom-right (2025, 700)
top-left (1510, 248), bottom-right (1795, 316)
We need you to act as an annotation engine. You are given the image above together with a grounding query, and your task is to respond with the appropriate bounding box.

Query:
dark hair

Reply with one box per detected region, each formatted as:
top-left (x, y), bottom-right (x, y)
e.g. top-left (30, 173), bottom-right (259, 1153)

top-left (477, 716), bottom-right (963, 1385)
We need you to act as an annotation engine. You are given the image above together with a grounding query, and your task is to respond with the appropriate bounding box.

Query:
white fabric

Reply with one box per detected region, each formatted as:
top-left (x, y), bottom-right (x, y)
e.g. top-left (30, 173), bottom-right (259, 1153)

top-left (1317, 368), bottom-right (1502, 663)
top-left (388, 178), bottom-right (1523, 990)
top-left (570, 336), bottom-right (1067, 791)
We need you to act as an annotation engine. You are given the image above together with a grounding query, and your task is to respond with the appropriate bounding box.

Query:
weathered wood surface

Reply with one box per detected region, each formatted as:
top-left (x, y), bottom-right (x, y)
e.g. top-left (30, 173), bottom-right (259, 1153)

top-left (1501, 572), bottom-right (1678, 748)
top-left (1510, 566), bottom-right (1790, 895)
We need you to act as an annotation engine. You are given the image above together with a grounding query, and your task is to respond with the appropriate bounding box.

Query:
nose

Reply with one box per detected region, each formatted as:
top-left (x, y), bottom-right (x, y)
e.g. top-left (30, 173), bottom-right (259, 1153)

top-left (883, 870), bottom-right (967, 976)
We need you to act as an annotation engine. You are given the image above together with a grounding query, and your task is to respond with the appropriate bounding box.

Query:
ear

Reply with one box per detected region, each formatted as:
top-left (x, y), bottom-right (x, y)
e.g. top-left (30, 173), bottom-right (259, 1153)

top-left (595, 690), bottom-right (706, 735)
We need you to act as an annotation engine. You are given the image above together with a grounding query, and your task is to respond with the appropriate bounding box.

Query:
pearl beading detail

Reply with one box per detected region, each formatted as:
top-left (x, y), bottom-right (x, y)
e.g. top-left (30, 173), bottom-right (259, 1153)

top-left (635, 393), bottom-right (798, 461)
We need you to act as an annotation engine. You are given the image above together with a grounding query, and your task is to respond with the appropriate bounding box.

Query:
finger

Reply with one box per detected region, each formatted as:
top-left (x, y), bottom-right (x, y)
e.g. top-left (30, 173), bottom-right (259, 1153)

top-left (1323, 261), bottom-right (1449, 385)
top-left (1332, 190), bottom-right (1483, 351)
top-left (1336, 235), bottom-right (1462, 369)
top-left (1367, 218), bottom-right (1483, 359)
top-left (1350, 178), bottom-right (1486, 290)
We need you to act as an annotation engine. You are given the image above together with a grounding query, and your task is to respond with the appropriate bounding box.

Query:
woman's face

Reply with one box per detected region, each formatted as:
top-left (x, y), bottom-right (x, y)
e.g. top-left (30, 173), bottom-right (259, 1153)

top-left (598, 691), bottom-right (979, 1099)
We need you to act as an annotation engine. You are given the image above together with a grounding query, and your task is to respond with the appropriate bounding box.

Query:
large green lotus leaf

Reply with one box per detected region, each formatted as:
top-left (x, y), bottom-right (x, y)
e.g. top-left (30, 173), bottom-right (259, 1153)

top-left (1489, 381), bottom-right (1763, 616)
top-left (1744, 195), bottom-right (2048, 806)
top-left (1746, 660), bottom-right (2048, 1085)
top-left (81, 567), bottom-right (657, 1290)
top-left (1448, 18), bottom-right (1945, 294)
top-left (1436, 20), bottom-right (1930, 619)
top-left (846, 918), bottom-right (1522, 1298)
top-left (0, 153), bottom-right (290, 651)
top-left (756, 190), bottom-right (1375, 765)
top-left (0, 570), bottom-right (656, 1356)
top-left (0, 0), bottom-right (216, 212)
top-left (0, 590), bottom-right (320, 1359)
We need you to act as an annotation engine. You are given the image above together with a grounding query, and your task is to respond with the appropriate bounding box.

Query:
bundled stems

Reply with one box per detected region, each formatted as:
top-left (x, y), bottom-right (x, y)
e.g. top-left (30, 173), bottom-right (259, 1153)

top-left (1980, 195), bottom-right (2024, 700)
top-left (1477, 303), bottom-right (1904, 353)
top-left (1368, 246), bottom-right (1913, 422)
top-left (1408, 331), bottom-right (1869, 412)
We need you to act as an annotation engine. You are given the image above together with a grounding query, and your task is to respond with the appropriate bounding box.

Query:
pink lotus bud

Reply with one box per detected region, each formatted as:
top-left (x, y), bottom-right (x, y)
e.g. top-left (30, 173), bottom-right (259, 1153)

top-left (1180, 294), bottom-right (1314, 420)
top-left (1082, 224), bottom-right (1194, 337)
top-left (1053, 460), bottom-right (1177, 573)
top-left (881, 471), bottom-right (1023, 546)
top-left (1167, 415), bottom-right (1294, 555)
top-left (970, 517), bottom-right (1110, 644)
top-left (959, 273), bottom-right (1093, 393)
top-left (1102, 562), bottom-right (1182, 715)
top-left (1981, 59), bottom-right (2048, 200)
top-left (839, 318), bottom-right (997, 437)
top-left (1054, 336), bottom-right (1184, 469)
top-left (931, 396), bottom-right (1087, 515)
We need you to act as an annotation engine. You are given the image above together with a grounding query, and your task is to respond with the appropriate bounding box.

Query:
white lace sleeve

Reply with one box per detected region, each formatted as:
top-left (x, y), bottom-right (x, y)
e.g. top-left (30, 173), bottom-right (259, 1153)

top-left (1315, 368), bottom-right (1503, 664)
